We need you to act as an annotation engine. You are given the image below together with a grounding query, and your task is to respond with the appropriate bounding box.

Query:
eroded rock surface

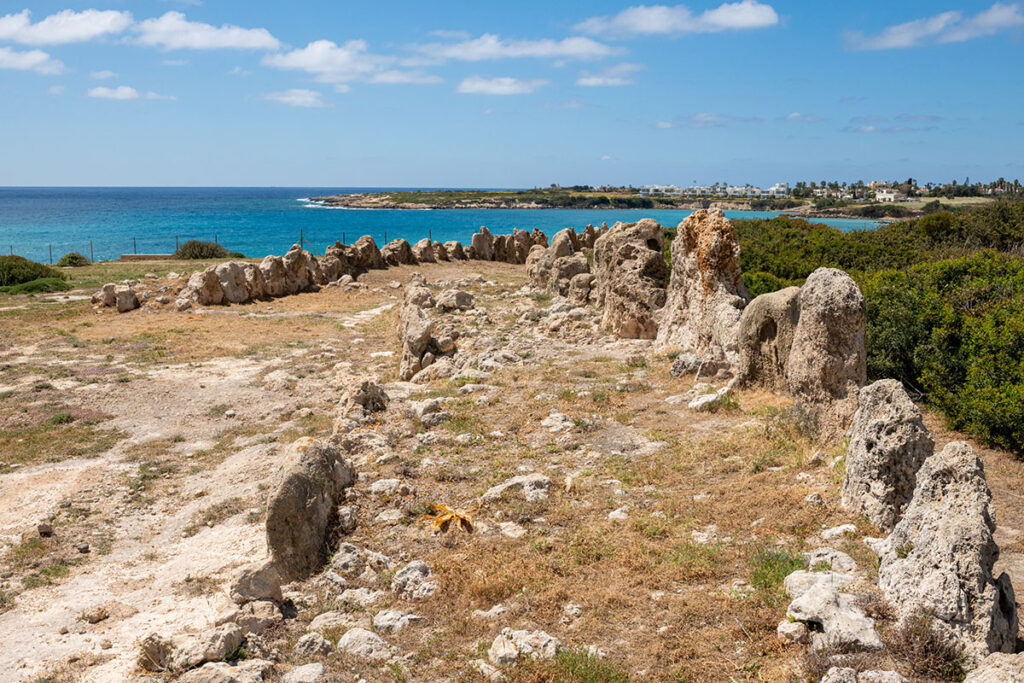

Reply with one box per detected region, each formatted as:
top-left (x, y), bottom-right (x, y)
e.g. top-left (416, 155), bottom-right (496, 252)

top-left (592, 219), bottom-right (669, 339)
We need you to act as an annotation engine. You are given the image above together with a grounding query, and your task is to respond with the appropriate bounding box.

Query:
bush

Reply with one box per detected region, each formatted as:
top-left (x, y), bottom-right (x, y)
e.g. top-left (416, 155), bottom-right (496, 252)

top-left (174, 240), bottom-right (238, 260)
top-left (0, 255), bottom-right (64, 287)
top-left (863, 252), bottom-right (1024, 452)
top-left (56, 252), bottom-right (90, 267)
top-left (0, 277), bottom-right (71, 295)
top-left (882, 611), bottom-right (966, 680)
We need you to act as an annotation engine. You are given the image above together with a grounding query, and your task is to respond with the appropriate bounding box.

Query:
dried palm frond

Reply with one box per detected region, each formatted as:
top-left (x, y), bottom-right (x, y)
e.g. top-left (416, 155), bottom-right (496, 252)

top-left (423, 503), bottom-right (481, 533)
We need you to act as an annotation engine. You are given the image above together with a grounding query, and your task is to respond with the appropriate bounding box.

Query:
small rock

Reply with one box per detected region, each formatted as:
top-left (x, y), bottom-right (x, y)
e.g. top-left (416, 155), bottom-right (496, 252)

top-left (336, 627), bottom-right (392, 660)
top-left (293, 632), bottom-right (332, 657)
top-left (804, 492), bottom-right (824, 506)
top-left (282, 663), bottom-right (327, 683)
top-left (776, 619), bottom-right (809, 644)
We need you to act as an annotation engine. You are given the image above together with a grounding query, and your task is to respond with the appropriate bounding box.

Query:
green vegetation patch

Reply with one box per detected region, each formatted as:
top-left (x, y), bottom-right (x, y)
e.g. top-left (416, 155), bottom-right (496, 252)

top-left (174, 240), bottom-right (243, 260)
top-left (56, 252), bottom-right (90, 267)
top-left (0, 277), bottom-right (72, 295)
top-left (0, 255), bottom-right (65, 287)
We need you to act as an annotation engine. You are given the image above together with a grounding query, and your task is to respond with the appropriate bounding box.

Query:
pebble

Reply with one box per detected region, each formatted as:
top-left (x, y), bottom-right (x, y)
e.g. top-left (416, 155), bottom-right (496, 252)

top-left (76, 543), bottom-right (90, 553)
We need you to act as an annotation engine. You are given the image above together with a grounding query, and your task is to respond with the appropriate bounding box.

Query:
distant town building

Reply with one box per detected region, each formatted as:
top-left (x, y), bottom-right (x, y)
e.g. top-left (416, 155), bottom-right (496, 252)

top-left (876, 188), bottom-right (902, 202)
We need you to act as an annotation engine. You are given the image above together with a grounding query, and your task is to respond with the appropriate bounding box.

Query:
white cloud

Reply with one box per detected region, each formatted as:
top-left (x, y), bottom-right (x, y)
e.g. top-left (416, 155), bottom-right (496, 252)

top-left (263, 40), bottom-right (391, 83)
top-left (90, 70), bottom-right (117, 80)
top-left (411, 33), bottom-right (618, 62)
top-left (88, 85), bottom-right (139, 100)
top-left (845, 3), bottom-right (1024, 50)
top-left (576, 1), bottom-right (779, 37)
top-left (263, 39), bottom-right (436, 87)
top-left (262, 88), bottom-right (328, 108)
top-left (687, 112), bottom-right (761, 128)
top-left (136, 11), bottom-right (280, 50)
top-left (47, 85), bottom-right (64, 95)
top-left (145, 91), bottom-right (176, 100)
top-left (0, 9), bottom-right (132, 45)
top-left (656, 120), bottom-right (673, 128)
top-left (786, 112), bottom-right (819, 122)
top-left (0, 46), bottom-right (63, 74)
top-left (369, 70), bottom-right (442, 84)
top-left (456, 76), bottom-right (548, 95)
top-left (576, 62), bottom-right (641, 86)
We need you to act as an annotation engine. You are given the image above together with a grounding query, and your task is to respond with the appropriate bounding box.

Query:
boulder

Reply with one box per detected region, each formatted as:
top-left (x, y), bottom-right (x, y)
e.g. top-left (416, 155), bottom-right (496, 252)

top-left (281, 244), bottom-right (316, 294)
top-left (445, 241), bottom-right (467, 260)
top-left (350, 235), bottom-right (385, 271)
top-left (488, 628), bottom-right (560, 666)
top-left (655, 209), bottom-right (749, 364)
top-left (841, 380), bottom-right (934, 531)
top-left (265, 439), bottom-right (356, 582)
top-left (399, 304), bottom-right (435, 381)
top-left (965, 653), bottom-right (1024, 682)
top-left (336, 628), bottom-right (392, 660)
top-left (736, 286), bottom-right (800, 392)
top-left (412, 238), bottom-right (436, 263)
top-left (579, 224), bottom-right (598, 249)
top-left (405, 285), bottom-right (435, 309)
top-left (340, 380), bottom-right (389, 418)
top-left (471, 226), bottom-right (494, 261)
top-left (786, 267), bottom-right (866, 441)
top-left (482, 473), bottom-right (551, 503)
top-left (507, 228), bottom-right (533, 264)
top-left (463, 244), bottom-right (477, 260)
top-left (432, 240), bottom-right (449, 261)
top-left (567, 273), bottom-right (595, 306)
top-left (530, 228), bottom-right (548, 247)
top-left (180, 659), bottom-right (273, 683)
top-left (381, 238), bottom-right (415, 266)
top-left (92, 283), bottom-right (116, 307)
top-left (229, 560), bottom-right (282, 605)
top-left (183, 268), bottom-right (224, 306)
top-left (391, 560), bottom-right (438, 600)
top-left (138, 624), bottom-right (244, 673)
top-left (218, 600), bottom-right (283, 636)
top-left (786, 582), bottom-right (882, 651)
top-left (317, 243), bottom-right (354, 284)
top-left (216, 262), bottom-right (249, 304)
top-left (114, 285), bottom-right (139, 313)
top-left (876, 441), bottom-right (1017, 663)
top-left (435, 289), bottom-right (474, 311)
top-left (241, 263), bottom-right (267, 299)
top-left (258, 256), bottom-right (287, 298)
top-left (592, 218), bottom-right (669, 339)
top-left (282, 663), bottom-right (327, 683)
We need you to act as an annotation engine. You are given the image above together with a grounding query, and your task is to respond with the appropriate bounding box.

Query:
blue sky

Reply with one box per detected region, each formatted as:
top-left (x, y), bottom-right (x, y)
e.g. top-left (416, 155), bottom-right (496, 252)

top-left (0, 0), bottom-right (1022, 187)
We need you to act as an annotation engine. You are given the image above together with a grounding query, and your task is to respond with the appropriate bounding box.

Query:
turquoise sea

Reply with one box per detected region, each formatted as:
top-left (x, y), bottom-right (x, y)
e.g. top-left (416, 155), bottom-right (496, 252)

top-left (0, 187), bottom-right (881, 264)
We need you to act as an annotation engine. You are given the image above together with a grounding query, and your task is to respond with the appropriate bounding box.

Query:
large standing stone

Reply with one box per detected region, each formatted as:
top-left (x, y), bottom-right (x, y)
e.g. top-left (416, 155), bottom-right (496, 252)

top-left (215, 262), bottom-right (249, 304)
top-left (842, 380), bottom-right (933, 531)
top-left (655, 209), bottom-right (749, 364)
top-left (350, 235), bottom-right (385, 271)
top-left (241, 263), bottom-right (267, 299)
top-left (114, 285), bottom-right (140, 313)
top-left (786, 267), bottom-right (866, 441)
top-left (592, 219), bottom-right (669, 339)
top-left (507, 228), bottom-right (533, 264)
top-left (318, 243), bottom-right (355, 284)
top-left (265, 439), bottom-right (356, 582)
top-left (281, 244), bottom-right (315, 294)
top-left (526, 229), bottom-right (589, 295)
top-left (786, 582), bottom-right (882, 651)
top-left (445, 241), bottom-right (466, 260)
top-left (471, 227), bottom-right (494, 261)
top-left (736, 286), bottom-right (800, 392)
top-left (92, 283), bottom-right (116, 307)
top-left (399, 303), bottom-right (435, 380)
top-left (876, 441), bottom-right (1017, 664)
top-left (182, 268), bottom-right (224, 306)
top-left (432, 240), bottom-right (449, 261)
top-left (412, 238), bottom-right (435, 263)
top-left (530, 228), bottom-right (548, 247)
top-left (258, 256), bottom-right (287, 298)
top-left (381, 238), bottom-right (415, 266)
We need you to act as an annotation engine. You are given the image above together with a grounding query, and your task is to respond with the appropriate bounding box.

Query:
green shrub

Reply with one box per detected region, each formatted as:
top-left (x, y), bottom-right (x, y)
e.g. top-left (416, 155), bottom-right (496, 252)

top-left (0, 255), bottom-right (64, 287)
top-left (174, 240), bottom-right (242, 260)
top-left (0, 277), bottom-right (71, 295)
top-left (56, 252), bottom-right (90, 267)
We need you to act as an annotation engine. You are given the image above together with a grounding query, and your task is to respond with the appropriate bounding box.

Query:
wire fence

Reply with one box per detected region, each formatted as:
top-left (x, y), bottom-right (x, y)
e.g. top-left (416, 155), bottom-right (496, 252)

top-left (4, 227), bottom-right (434, 265)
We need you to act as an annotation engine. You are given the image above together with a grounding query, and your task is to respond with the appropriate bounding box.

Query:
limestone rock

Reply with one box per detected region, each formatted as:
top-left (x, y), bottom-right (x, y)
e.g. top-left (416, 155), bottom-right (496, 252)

top-left (531, 228), bottom-right (549, 247)
top-left (216, 262), bottom-right (249, 304)
top-left (655, 209), bottom-right (749, 364)
top-left (114, 285), bottom-right (139, 313)
top-left (336, 627), bottom-right (392, 660)
top-left (258, 256), bottom-right (287, 298)
top-left (736, 286), bottom-right (800, 392)
top-left (229, 560), bottom-right (282, 605)
top-left (567, 273), bottom-right (595, 306)
top-left (373, 609), bottom-right (423, 633)
top-left (436, 289), bottom-right (474, 311)
top-left (445, 241), bottom-right (467, 260)
top-left (183, 268), bottom-right (224, 306)
top-left (220, 600), bottom-right (282, 636)
top-left (265, 439), bottom-right (356, 582)
top-left (391, 560), bottom-right (438, 600)
top-left (786, 267), bottom-right (866, 441)
top-left (138, 624), bottom-right (244, 673)
top-left (822, 670), bottom-right (909, 683)
top-left (340, 380), bottom-right (389, 418)
top-left (786, 582), bottom-right (881, 651)
top-left (381, 238), bottom-right (415, 266)
top-left (242, 263), bottom-right (268, 299)
top-left (876, 441), bottom-right (1018, 663)
top-left (592, 219), bottom-right (669, 339)
top-left (482, 473), bottom-right (551, 503)
top-left (92, 283), bottom-right (117, 307)
top-left (399, 303), bottom-right (435, 381)
top-left (282, 663), bottom-right (326, 683)
top-left (350, 235), bottom-right (385, 271)
top-left (293, 632), bottom-right (332, 657)
top-left (842, 379), bottom-right (933, 531)
top-left (472, 226), bottom-right (495, 260)
top-left (965, 652), bottom-right (1024, 682)
top-left (488, 628), bottom-right (561, 666)
top-left (180, 659), bottom-right (273, 683)
top-left (412, 238), bottom-right (436, 263)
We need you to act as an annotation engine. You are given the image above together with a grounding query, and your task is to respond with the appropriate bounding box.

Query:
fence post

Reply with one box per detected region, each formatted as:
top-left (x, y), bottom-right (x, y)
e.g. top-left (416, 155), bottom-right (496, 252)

top-left (342, 232), bottom-right (346, 244)
top-left (384, 230), bottom-right (387, 244)
top-left (300, 228), bottom-right (303, 246)
top-left (90, 240), bottom-right (94, 263)
top-left (49, 244), bottom-right (52, 264)
top-left (133, 237), bottom-right (137, 255)
top-left (429, 229), bottom-right (432, 241)
top-left (215, 234), bottom-right (218, 245)
top-left (176, 236), bottom-right (179, 252)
